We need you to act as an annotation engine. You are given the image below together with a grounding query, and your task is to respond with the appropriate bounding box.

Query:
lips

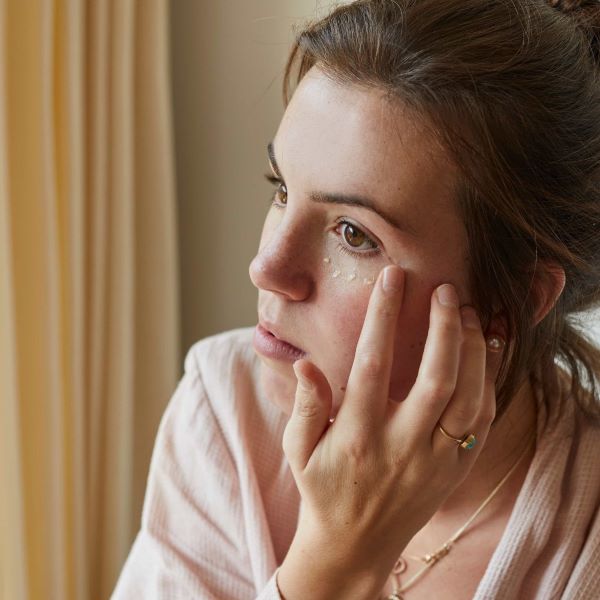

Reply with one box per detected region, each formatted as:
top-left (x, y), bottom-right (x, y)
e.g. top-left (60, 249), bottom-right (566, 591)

top-left (258, 319), bottom-right (302, 352)
top-left (253, 321), bottom-right (306, 362)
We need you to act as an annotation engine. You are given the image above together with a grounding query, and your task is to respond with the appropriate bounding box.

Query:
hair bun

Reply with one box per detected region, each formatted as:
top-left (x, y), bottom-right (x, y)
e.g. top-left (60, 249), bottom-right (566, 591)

top-left (548, 0), bottom-right (600, 63)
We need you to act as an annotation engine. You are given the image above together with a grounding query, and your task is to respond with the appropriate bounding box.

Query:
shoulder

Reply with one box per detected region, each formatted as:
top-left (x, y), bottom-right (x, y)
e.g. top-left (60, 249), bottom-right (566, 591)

top-left (183, 326), bottom-right (257, 379)
top-left (179, 322), bottom-right (259, 406)
top-left (157, 327), bottom-right (259, 448)
top-left (551, 391), bottom-right (600, 506)
top-left (179, 326), bottom-right (284, 456)
top-left (537, 370), bottom-right (600, 447)
top-left (572, 397), bottom-right (600, 464)
top-left (182, 326), bottom-right (263, 420)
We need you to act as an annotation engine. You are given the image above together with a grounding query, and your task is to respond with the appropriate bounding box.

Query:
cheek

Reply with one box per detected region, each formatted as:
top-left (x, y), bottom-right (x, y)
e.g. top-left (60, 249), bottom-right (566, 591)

top-left (323, 232), bottom-right (382, 284)
top-left (258, 361), bottom-right (298, 417)
top-left (313, 278), bottom-right (374, 408)
top-left (320, 272), bottom-right (434, 405)
top-left (388, 281), bottom-right (434, 401)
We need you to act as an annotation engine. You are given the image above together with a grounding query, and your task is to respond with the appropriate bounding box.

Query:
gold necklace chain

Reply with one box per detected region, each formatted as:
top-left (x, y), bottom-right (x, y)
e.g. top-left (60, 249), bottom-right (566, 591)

top-left (382, 433), bottom-right (536, 600)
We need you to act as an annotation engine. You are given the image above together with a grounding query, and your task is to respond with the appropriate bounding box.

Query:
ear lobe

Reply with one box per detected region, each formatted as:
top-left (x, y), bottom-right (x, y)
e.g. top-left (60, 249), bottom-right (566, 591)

top-left (531, 262), bottom-right (566, 327)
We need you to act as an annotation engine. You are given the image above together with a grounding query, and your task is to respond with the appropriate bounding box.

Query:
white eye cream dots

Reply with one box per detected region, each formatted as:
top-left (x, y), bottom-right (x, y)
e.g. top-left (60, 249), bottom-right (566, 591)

top-left (323, 256), bottom-right (374, 286)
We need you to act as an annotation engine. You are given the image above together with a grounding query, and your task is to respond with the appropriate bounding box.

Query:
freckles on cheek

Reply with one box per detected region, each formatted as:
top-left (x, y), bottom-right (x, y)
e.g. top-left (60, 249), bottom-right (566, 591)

top-left (325, 283), bottom-right (372, 373)
top-left (318, 282), bottom-right (375, 415)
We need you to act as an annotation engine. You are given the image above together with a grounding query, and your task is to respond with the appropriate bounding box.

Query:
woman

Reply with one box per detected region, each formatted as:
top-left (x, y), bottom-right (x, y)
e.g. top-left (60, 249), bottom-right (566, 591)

top-left (112, 0), bottom-right (600, 598)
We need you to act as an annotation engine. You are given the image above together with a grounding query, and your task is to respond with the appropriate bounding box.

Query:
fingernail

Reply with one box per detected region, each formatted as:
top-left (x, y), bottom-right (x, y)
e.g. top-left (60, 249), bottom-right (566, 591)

top-left (486, 335), bottom-right (505, 353)
top-left (437, 284), bottom-right (458, 307)
top-left (382, 266), bottom-right (402, 294)
top-left (461, 306), bottom-right (480, 330)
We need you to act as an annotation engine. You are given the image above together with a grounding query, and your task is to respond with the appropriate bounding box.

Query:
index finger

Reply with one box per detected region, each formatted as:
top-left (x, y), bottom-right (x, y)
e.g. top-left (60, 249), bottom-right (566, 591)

top-left (338, 265), bottom-right (405, 432)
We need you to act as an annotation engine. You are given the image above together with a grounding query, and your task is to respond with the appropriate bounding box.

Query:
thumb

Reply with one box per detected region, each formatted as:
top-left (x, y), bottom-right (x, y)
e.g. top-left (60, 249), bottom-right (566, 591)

top-left (282, 358), bottom-right (332, 472)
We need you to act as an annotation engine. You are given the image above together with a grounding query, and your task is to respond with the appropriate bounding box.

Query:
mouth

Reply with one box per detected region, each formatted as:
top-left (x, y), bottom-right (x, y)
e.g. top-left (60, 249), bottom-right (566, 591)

top-left (253, 322), bottom-right (307, 363)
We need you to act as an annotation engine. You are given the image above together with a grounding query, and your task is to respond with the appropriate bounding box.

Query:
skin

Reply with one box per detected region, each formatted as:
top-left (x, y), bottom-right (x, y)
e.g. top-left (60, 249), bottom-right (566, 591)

top-left (248, 66), bottom-right (563, 598)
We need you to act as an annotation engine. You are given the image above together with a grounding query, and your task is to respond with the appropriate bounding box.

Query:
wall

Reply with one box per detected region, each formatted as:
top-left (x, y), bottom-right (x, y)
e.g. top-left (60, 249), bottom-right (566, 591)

top-left (170, 0), bottom-right (600, 361)
top-left (170, 0), bottom-right (324, 357)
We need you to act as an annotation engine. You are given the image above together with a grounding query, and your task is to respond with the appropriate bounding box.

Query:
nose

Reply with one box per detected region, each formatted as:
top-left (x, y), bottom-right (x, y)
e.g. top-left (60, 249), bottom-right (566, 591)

top-left (248, 222), bottom-right (314, 301)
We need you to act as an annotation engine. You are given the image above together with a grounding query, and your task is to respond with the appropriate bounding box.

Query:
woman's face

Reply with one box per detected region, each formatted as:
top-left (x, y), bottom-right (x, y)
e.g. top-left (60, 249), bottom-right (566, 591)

top-left (249, 66), bottom-right (471, 417)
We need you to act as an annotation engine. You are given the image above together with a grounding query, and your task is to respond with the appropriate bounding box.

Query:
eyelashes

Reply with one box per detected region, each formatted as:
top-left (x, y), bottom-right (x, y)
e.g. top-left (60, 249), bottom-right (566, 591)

top-left (264, 173), bottom-right (288, 206)
top-left (263, 173), bottom-right (382, 260)
top-left (335, 220), bottom-right (379, 258)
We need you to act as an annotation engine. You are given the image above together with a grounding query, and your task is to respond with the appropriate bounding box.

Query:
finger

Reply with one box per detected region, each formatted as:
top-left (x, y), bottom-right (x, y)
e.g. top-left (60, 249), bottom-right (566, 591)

top-left (339, 265), bottom-right (405, 431)
top-left (434, 305), bottom-right (486, 453)
top-left (282, 358), bottom-right (333, 472)
top-left (402, 284), bottom-right (462, 429)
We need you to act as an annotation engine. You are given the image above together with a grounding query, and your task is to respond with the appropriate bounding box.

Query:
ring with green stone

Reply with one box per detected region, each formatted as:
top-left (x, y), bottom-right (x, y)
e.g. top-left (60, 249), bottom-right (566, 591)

top-left (438, 423), bottom-right (477, 450)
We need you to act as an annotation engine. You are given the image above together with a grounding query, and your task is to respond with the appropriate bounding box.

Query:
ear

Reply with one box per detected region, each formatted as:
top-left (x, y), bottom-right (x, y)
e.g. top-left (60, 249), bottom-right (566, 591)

top-left (530, 261), bottom-right (566, 327)
top-left (483, 261), bottom-right (566, 340)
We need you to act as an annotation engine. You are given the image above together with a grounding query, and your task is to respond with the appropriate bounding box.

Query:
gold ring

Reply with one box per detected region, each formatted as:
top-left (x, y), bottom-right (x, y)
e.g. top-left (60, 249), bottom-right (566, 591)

top-left (438, 423), bottom-right (477, 450)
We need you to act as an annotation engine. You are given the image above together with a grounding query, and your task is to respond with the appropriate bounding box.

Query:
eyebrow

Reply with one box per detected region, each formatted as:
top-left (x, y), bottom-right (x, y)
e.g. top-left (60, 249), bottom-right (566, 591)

top-left (267, 142), bottom-right (415, 235)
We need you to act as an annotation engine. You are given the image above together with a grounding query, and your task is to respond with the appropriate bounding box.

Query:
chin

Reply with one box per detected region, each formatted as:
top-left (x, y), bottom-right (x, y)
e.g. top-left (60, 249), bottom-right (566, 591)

top-left (258, 358), bottom-right (296, 416)
top-left (257, 356), bottom-right (346, 421)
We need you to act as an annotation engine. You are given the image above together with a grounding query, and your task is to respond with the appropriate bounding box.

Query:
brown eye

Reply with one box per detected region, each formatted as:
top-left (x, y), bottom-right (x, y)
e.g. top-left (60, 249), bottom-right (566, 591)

top-left (335, 220), bottom-right (381, 259)
top-left (275, 184), bottom-right (287, 205)
top-left (343, 223), bottom-right (367, 248)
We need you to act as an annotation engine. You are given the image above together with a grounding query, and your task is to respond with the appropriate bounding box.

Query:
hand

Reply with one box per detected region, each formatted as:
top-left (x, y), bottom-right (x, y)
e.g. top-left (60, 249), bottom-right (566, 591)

top-left (280, 265), bottom-right (504, 589)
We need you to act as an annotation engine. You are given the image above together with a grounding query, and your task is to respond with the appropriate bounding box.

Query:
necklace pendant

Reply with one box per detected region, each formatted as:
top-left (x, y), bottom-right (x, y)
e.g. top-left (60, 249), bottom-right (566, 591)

top-left (424, 542), bottom-right (452, 565)
top-left (384, 593), bottom-right (404, 600)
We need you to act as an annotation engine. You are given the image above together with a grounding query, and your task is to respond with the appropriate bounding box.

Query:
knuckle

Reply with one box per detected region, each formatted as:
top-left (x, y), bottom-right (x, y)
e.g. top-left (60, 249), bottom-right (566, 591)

top-left (341, 436), bottom-right (370, 463)
top-left (373, 301), bottom-right (396, 321)
top-left (437, 318), bottom-right (460, 337)
top-left (449, 402), bottom-right (475, 423)
top-left (462, 329), bottom-right (486, 351)
top-left (358, 351), bottom-right (384, 379)
top-left (420, 378), bottom-right (454, 403)
top-left (295, 396), bottom-right (321, 419)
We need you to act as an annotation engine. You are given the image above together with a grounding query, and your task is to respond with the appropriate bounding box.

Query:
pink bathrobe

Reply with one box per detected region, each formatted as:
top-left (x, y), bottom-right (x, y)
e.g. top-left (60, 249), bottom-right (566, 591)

top-left (111, 327), bottom-right (600, 599)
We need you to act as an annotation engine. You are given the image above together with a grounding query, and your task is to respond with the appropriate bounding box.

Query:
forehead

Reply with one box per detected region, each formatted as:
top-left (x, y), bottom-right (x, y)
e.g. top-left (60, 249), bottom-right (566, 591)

top-left (273, 67), bottom-right (460, 235)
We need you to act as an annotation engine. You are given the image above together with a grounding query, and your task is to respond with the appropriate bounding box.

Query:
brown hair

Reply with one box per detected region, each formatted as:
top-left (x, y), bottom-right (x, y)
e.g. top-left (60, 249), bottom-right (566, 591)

top-left (281, 0), bottom-right (600, 422)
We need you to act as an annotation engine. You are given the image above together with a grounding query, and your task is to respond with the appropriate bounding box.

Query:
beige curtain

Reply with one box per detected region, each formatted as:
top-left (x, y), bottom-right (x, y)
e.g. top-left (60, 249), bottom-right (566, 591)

top-left (0, 1), bottom-right (180, 599)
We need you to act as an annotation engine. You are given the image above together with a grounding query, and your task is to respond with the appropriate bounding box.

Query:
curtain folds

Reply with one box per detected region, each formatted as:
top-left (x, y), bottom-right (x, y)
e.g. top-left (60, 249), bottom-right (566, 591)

top-left (0, 1), bottom-right (180, 598)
